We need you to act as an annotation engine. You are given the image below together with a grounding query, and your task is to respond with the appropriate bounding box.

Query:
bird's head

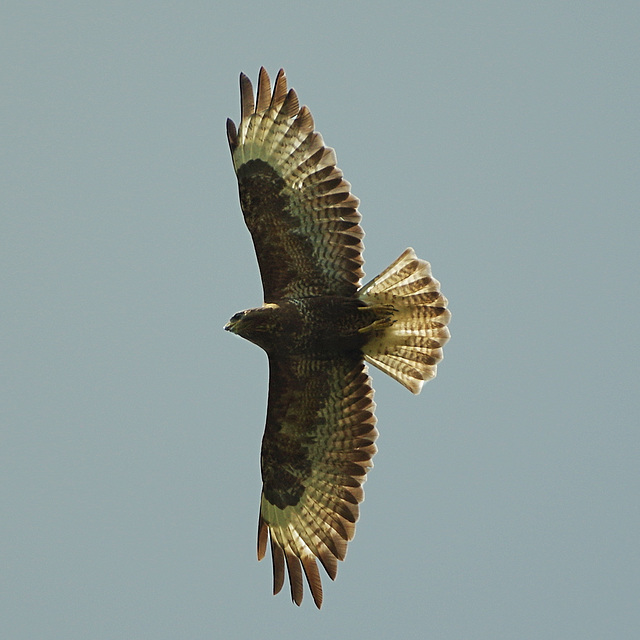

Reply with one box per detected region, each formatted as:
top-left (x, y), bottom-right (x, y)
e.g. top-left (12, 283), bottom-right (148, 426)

top-left (224, 303), bottom-right (280, 349)
top-left (224, 309), bottom-right (250, 335)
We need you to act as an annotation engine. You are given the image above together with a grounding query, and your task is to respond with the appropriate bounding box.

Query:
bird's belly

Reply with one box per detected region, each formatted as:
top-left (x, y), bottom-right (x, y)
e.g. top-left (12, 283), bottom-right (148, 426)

top-left (275, 296), bottom-right (376, 358)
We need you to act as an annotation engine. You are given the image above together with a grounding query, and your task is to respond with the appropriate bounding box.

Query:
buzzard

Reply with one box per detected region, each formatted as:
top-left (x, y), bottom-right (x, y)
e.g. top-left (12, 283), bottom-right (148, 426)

top-left (225, 68), bottom-right (450, 608)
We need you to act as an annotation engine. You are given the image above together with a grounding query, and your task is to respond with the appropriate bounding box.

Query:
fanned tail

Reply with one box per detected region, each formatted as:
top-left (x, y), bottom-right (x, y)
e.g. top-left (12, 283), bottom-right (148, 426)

top-left (357, 248), bottom-right (451, 394)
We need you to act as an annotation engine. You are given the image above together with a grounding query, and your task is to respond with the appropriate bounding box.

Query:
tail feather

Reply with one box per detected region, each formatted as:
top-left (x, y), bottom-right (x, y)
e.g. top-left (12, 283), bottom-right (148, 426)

top-left (358, 248), bottom-right (450, 394)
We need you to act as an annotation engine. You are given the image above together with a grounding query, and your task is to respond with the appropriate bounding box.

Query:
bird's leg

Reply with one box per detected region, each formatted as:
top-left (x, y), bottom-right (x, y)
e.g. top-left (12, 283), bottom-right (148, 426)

top-left (357, 303), bottom-right (397, 334)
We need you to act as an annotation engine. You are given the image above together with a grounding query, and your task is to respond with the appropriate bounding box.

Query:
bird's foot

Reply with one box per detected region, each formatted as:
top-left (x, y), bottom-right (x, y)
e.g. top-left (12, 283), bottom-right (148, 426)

top-left (357, 303), bottom-right (397, 334)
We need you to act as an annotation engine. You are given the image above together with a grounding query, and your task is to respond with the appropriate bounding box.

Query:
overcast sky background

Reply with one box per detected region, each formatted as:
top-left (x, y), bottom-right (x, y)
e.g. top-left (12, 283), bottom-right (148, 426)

top-left (3, 2), bottom-right (639, 638)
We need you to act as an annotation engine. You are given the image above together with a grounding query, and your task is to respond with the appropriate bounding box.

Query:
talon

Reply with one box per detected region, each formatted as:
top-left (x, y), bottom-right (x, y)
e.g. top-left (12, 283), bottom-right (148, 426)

top-left (358, 302), bottom-right (397, 333)
top-left (358, 303), bottom-right (397, 314)
top-left (358, 317), bottom-right (395, 334)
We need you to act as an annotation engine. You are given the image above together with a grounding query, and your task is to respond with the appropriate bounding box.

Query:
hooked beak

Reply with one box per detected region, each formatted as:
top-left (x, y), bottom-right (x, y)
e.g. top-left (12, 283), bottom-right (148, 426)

top-left (225, 311), bottom-right (244, 333)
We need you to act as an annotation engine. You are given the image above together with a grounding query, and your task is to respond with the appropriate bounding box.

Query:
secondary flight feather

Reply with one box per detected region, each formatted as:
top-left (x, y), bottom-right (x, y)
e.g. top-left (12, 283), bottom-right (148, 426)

top-left (225, 67), bottom-right (450, 608)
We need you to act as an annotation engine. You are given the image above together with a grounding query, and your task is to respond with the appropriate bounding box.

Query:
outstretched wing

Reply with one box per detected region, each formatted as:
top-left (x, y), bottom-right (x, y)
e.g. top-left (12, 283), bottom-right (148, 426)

top-left (258, 354), bottom-right (378, 608)
top-left (227, 67), bottom-right (365, 302)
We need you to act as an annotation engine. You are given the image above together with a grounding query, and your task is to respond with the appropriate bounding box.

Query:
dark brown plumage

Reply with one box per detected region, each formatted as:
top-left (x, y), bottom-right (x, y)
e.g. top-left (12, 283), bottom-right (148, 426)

top-left (225, 68), bottom-right (450, 608)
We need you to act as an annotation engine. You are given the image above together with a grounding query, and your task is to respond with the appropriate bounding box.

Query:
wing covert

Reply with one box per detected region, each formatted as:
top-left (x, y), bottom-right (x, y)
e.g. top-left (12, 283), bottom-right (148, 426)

top-left (258, 354), bottom-right (378, 608)
top-left (227, 68), bottom-right (365, 302)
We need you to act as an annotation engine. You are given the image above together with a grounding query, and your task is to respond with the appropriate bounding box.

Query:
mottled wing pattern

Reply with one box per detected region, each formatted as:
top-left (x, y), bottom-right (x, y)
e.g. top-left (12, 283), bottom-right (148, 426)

top-left (226, 67), bottom-right (365, 302)
top-left (258, 354), bottom-right (378, 608)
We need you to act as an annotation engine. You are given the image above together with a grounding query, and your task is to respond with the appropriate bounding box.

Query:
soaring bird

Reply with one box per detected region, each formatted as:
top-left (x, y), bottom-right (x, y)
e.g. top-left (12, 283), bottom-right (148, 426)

top-left (225, 68), bottom-right (450, 608)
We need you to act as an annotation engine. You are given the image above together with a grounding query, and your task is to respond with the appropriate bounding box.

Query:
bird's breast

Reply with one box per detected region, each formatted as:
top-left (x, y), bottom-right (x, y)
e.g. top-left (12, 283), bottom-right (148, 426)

top-left (261, 296), bottom-right (376, 358)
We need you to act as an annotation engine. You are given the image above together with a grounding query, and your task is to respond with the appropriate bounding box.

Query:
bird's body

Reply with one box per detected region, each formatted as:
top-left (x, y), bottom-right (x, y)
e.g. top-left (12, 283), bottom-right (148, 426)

top-left (228, 297), bottom-right (387, 356)
top-left (225, 68), bottom-right (451, 607)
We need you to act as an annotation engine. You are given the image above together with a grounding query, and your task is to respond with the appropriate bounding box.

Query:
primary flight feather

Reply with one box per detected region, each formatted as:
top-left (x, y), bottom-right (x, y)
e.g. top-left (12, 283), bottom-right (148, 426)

top-left (225, 67), bottom-right (451, 608)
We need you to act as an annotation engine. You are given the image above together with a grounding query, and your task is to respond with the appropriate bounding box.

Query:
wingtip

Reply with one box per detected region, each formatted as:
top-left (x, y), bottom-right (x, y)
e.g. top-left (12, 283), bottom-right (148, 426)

top-left (271, 68), bottom-right (288, 108)
top-left (226, 118), bottom-right (238, 151)
top-left (257, 515), bottom-right (268, 561)
top-left (239, 71), bottom-right (255, 120)
top-left (256, 67), bottom-right (272, 112)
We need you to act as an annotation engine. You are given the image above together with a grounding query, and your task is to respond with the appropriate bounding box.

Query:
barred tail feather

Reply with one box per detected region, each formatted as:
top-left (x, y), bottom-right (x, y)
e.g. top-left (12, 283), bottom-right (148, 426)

top-left (358, 248), bottom-right (451, 394)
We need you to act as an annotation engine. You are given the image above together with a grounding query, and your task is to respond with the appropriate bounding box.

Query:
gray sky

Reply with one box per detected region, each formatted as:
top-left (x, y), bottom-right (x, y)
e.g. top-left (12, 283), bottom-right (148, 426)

top-left (3, 2), bottom-right (639, 638)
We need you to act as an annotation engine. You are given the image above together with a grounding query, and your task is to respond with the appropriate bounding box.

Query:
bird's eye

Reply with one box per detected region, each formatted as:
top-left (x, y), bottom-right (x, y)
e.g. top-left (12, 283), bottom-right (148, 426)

top-left (230, 311), bottom-right (245, 323)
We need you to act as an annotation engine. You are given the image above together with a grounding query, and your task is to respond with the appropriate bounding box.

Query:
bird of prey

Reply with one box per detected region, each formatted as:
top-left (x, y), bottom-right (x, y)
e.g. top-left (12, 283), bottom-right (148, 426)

top-left (225, 68), bottom-right (450, 608)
